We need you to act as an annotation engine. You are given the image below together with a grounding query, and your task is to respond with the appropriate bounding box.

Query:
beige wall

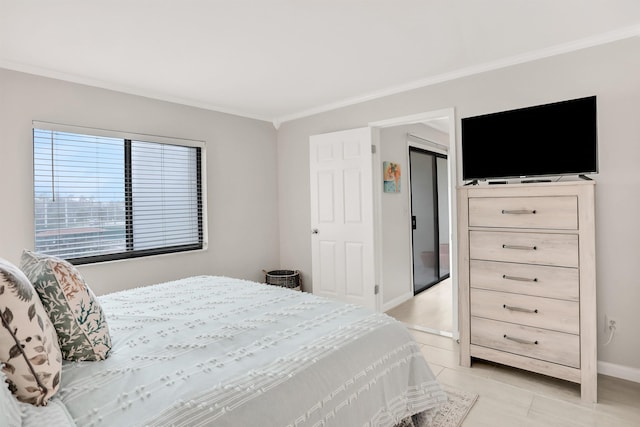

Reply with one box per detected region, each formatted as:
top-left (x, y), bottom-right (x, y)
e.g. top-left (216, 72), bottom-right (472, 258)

top-left (277, 37), bottom-right (640, 372)
top-left (0, 68), bottom-right (280, 296)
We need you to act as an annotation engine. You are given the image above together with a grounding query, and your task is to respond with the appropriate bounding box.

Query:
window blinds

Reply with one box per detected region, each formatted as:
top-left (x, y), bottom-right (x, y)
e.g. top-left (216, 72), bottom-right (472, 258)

top-left (33, 128), bottom-right (203, 264)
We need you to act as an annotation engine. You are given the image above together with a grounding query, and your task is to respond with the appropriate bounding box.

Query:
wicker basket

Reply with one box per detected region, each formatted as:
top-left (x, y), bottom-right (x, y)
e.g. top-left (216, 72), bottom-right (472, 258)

top-left (263, 269), bottom-right (301, 290)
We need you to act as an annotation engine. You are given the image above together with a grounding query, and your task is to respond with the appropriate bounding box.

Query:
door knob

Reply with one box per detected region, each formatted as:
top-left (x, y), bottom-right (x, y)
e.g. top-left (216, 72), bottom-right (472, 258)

top-left (312, 229), bottom-right (319, 234)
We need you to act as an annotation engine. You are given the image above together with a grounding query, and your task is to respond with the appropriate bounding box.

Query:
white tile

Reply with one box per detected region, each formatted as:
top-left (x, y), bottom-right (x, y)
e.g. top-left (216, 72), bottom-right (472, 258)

top-left (428, 362), bottom-right (445, 377)
top-left (437, 367), bottom-right (534, 416)
top-left (592, 375), bottom-right (640, 423)
top-left (462, 395), bottom-right (538, 427)
top-left (469, 361), bottom-right (583, 403)
top-left (420, 344), bottom-right (464, 370)
top-left (528, 394), bottom-right (638, 427)
top-left (410, 329), bottom-right (457, 350)
top-left (385, 278), bottom-right (453, 332)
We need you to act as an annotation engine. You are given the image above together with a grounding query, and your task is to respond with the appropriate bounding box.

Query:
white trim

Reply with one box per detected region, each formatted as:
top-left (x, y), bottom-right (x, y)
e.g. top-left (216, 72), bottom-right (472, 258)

top-left (382, 291), bottom-right (414, 313)
top-left (32, 120), bottom-right (206, 148)
top-left (2, 60), bottom-right (272, 123)
top-left (446, 111), bottom-right (458, 339)
top-left (371, 128), bottom-right (384, 312)
top-left (276, 24), bottom-right (640, 125)
top-left (199, 147), bottom-right (209, 251)
top-left (369, 110), bottom-right (453, 129)
top-left (598, 361), bottom-right (640, 384)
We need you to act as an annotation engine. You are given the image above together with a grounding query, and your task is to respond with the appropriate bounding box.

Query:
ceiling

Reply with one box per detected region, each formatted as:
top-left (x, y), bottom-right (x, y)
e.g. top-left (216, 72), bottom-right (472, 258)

top-left (2, 1), bottom-right (640, 126)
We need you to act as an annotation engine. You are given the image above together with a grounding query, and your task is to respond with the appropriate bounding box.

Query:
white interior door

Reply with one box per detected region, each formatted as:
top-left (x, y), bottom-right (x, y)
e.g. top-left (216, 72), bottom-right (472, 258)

top-left (309, 127), bottom-right (376, 310)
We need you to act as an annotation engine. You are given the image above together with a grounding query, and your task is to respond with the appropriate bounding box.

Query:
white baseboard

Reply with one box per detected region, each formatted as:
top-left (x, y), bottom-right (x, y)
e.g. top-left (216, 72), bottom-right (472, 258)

top-left (598, 360), bottom-right (640, 383)
top-left (382, 291), bottom-right (413, 312)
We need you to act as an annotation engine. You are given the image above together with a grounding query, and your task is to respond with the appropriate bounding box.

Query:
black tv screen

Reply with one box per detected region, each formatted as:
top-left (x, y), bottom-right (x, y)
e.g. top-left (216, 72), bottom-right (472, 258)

top-left (461, 96), bottom-right (598, 181)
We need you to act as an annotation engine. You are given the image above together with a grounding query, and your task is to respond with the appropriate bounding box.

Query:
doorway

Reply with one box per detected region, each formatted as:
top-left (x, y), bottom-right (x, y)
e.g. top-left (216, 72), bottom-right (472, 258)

top-left (409, 147), bottom-right (450, 295)
top-left (370, 109), bottom-right (457, 338)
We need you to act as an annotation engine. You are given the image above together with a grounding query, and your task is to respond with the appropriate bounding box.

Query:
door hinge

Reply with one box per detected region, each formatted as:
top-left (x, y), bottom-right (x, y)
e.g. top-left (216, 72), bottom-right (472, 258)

top-left (374, 285), bottom-right (380, 295)
top-left (371, 145), bottom-right (376, 154)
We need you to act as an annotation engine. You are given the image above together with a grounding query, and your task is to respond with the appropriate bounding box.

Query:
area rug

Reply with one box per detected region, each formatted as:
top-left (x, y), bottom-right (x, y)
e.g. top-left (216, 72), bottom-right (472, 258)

top-left (430, 385), bottom-right (478, 427)
top-left (398, 385), bottom-right (478, 427)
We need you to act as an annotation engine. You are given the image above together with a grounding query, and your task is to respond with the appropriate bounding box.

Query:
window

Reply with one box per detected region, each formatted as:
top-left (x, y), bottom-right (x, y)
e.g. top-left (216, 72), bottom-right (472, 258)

top-left (33, 125), bottom-right (204, 264)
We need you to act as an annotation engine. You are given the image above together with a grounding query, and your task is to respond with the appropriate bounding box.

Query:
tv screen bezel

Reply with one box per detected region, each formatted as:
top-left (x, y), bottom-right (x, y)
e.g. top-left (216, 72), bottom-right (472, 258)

top-left (461, 96), bottom-right (598, 182)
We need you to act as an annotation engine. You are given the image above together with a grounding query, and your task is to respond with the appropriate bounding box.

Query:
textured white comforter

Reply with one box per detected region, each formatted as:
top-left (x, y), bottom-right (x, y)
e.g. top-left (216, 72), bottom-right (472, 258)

top-left (23, 276), bottom-right (446, 426)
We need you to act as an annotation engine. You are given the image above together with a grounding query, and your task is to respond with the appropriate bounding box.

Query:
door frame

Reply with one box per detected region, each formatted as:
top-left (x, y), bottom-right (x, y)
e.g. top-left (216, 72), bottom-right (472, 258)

top-left (369, 108), bottom-right (459, 339)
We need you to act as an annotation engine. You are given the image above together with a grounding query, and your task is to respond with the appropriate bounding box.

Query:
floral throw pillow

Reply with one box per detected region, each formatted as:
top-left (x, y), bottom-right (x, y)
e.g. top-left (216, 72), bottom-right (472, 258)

top-left (20, 250), bottom-right (112, 361)
top-left (0, 258), bottom-right (62, 406)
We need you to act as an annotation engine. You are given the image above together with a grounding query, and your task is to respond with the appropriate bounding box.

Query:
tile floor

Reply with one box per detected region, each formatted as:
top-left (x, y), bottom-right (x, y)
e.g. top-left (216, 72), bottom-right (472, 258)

top-left (409, 329), bottom-right (640, 426)
top-left (385, 278), bottom-right (453, 334)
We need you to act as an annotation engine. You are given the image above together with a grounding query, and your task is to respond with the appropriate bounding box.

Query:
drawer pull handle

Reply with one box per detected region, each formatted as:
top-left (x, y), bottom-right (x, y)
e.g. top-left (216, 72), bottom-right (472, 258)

top-left (503, 274), bottom-right (538, 282)
top-left (501, 209), bottom-right (537, 215)
top-left (504, 334), bottom-right (538, 345)
top-left (502, 244), bottom-right (537, 251)
top-left (503, 304), bottom-right (538, 314)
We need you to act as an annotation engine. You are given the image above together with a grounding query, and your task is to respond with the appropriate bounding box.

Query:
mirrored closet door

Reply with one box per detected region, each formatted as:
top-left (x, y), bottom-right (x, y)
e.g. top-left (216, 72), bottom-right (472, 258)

top-left (409, 147), bottom-right (450, 294)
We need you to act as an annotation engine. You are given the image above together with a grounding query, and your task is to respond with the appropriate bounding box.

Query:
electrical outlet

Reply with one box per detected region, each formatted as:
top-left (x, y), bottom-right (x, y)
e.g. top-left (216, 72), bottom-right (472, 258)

top-left (602, 314), bottom-right (609, 334)
top-left (604, 314), bottom-right (617, 333)
top-left (603, 314), bottom-right (618, 345)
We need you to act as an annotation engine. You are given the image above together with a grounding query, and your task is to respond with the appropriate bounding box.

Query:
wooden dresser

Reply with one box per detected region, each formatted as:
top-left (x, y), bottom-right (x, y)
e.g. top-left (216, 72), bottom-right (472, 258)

top-left (457, 181), bottom-right (597, 402)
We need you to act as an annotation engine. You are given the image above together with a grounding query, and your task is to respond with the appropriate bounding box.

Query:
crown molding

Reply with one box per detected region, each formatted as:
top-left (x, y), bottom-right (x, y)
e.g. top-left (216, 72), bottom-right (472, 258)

top-left (0, 59), bottom-right (273, 124)
top-left (274, 23), bottom-right (640, 126)
top-left (3, 23), bottom-right (640, 129)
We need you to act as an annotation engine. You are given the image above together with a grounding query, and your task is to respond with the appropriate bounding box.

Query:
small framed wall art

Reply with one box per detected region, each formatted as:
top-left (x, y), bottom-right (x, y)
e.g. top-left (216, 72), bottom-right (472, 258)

top-left (383, 161), bottom-right (401, 193)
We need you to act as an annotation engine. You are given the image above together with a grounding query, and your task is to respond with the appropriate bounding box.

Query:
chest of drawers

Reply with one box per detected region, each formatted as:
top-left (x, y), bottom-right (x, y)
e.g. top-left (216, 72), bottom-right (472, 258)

top-left (457, 181), bottom-right (597, 402)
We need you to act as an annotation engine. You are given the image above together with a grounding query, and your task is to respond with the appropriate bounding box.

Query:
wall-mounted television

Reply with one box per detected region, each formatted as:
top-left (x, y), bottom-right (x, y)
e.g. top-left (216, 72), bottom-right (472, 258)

top-left (461, 96), bottom-right (598, 182)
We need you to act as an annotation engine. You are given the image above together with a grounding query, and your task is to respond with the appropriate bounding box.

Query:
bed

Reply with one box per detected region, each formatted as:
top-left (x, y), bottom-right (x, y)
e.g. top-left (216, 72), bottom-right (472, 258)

top-left (4, 275), bottom-right (446, 426)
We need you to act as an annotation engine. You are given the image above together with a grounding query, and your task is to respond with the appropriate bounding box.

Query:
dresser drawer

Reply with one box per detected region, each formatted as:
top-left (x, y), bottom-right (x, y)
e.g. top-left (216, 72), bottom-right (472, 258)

top-left (469, 231), bottom-right (579, 267)
top-left (471, 317), bottom-right (580, 368)
top-left (470, 288), bottom-right (579, 334)
top-left (469, 196), bottom-right (577, 230)
top-left (470, 260), bottom-right (579, 301)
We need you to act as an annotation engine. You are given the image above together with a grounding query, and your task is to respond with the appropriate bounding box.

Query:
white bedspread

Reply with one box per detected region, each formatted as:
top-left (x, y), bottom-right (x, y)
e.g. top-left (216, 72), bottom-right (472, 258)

top-left (27, 276), bottom-right (446, 426)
